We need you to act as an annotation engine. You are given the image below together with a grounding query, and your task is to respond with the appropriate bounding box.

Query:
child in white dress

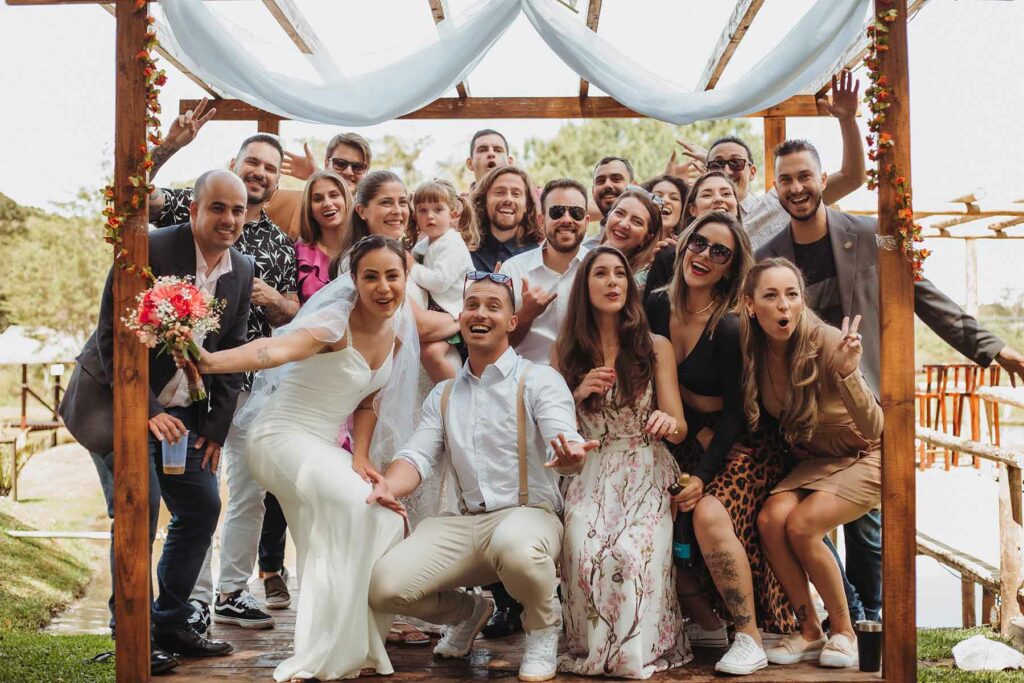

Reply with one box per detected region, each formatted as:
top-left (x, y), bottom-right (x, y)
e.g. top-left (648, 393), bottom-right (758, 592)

top-left (408, 179), bottom-right (479, 381)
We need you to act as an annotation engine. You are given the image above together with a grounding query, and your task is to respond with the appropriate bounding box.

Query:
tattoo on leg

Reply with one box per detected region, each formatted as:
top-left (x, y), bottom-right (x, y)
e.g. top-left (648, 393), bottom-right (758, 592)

top-left (257, 346), bottom-right (272, 368)
top-left (795, 604), bottom-right (808, 625)
top-left (705, 551), bottom-right (752, 628)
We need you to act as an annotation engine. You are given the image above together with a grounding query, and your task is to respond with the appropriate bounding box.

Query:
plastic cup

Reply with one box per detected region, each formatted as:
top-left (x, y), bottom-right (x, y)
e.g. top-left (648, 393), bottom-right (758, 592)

top-left (161, 430), bottom-right (190, 475)
top-left (855, 620), bottom-right (883, 672)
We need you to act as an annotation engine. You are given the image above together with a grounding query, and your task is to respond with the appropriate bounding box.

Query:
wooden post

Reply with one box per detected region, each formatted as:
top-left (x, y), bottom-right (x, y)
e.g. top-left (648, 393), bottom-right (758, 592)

top-left (965, 238), bottom-right (979, 316)
top-left (961, 578), bottom-right (976, 628)
top-left (875, 1), bottom-right (917, 680)
top-left (762, 116), bottom-right (786, 190)
top-left (982, 589), bottom-right (997, 625)
top-left (258, 117), bottom-right (280, 135)
top-left (999, 465), bottom-right (1024, 632)
top-left (113, 2), bottom-right (151, 681)
top-left (20, 364), bottom-right (28, 430)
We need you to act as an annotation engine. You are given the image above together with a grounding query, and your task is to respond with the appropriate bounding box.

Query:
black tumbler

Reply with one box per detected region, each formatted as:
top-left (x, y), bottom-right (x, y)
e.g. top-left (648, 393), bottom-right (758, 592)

top-left (855, 620), bottom-right (883, 672)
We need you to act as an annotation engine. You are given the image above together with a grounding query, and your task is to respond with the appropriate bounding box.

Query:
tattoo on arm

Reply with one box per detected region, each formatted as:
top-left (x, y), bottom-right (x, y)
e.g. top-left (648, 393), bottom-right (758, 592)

top-left (256, 346), bottom-right (272, 368)
top-left (148, 143), bottom-right (179, 181)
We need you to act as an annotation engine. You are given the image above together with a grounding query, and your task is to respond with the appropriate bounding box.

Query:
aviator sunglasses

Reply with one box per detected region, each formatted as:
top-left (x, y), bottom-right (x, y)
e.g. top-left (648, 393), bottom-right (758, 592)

top-left (464, 271), bottom-right (516, 309)
top-left (707, 158), bottom-right (750, 173)
top-left (328, 157), bottom-right (369, 175)
top-left (547, 205), bottom-right (587, 221)
top-left (686, 232), bottom-right (734, 264)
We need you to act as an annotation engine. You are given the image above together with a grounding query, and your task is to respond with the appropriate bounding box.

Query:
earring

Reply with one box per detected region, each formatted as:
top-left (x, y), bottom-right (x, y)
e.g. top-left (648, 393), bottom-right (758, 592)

top-left (749, 311), bottom-right (756, 318)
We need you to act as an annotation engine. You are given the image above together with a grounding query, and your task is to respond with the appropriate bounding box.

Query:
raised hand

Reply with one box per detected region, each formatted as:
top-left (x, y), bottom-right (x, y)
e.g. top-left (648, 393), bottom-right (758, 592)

top-left (573, 366), bottom-right (616, 404)
top-left (546, 433), bottom-right (600, 472)
top-left (644, 409), bottom-right (679, 441)
top-left (365, 469), bottom-right (408, 519)
top-left (818, 70), bottom-right (860, 122)
top-left (664, 149), bottom-right (704, 181)
top-left (283, 142), bottom-right (318, 181)
top-left (651, 236), bottom-right (677, 256)
top-left (674, 139), bottom-right (709, 168)
top-left (835, 314), bottom-right (864, 378)
top-left (165, 97), bottom-right (216, 150)
top-left (519, 277), bottom-right (557, 323)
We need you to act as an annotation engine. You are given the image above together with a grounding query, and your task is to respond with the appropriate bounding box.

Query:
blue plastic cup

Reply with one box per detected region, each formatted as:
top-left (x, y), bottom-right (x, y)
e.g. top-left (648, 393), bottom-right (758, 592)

top-left (161, 430), bottom-right (190, 475)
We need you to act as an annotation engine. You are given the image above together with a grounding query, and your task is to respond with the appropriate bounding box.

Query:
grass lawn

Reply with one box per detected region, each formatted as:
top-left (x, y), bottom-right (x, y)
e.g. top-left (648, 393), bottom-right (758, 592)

top-left (918, 626), bottom-right (1024, 682)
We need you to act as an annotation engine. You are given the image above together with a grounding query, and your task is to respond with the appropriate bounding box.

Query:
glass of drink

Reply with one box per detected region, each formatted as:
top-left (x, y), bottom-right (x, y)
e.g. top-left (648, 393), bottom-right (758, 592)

top-left (855, 620), bottom-right (882, 672)
top-left (161, 431), bottom-right (190, 475)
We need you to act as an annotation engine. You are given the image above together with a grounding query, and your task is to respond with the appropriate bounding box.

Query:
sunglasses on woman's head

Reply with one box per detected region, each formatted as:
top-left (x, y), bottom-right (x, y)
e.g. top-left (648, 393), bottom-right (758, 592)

top-left (328, 157), bottom-right (368, 175)
top-left (547, 205), bottom-right (587, 221)
top-left (625, 184), bottom-right (664, 207)
top-left (464, 271), bottom-right (516, 308)
top-left (686, 233), bottom-right (733, 264)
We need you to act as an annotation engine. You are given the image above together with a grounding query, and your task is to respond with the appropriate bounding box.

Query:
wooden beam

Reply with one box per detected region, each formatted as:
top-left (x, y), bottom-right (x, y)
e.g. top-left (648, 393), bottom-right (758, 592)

top-left (427, 0), bottom-right (469, 99)
top-left (876, 1), bottom-right (916, 681)
top-left (578, 0), bottom-right (603, 98)
top-left (696, 0), bottom-right (766, 91)
top-left (762, 116), bottom-right (786, 190)
top-left (260, 0), bottom-right (323, 55)
top-left (257, 117), bottom-right (280, 135)
top-left (181, 94), bottom-right (826, 121)
top-left (113, 1), bottom-right (151, 681)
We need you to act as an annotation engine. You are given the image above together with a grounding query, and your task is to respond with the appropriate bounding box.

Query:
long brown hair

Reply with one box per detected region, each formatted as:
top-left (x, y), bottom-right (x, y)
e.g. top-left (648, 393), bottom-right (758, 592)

top-left (555, 246), bottom-right (654, 412)
top-left (666, 210), bottom-right (752, 337)
top-left (469, 166), bottom-right (543, 246)
top-left (739, 258), bottom-right (826, 445)
top-left (642, 174), bottom-right (689, 237)
top-left (601, 188), bottom-right (662, 275)
top-left (409, 179), bottom-right (480, 250)
top-left (342, 170), bottom-right (409, 255)
top-left (680, 170), bottom-right (741, 230)
top-left (299, 170), bottom-right (352, 246)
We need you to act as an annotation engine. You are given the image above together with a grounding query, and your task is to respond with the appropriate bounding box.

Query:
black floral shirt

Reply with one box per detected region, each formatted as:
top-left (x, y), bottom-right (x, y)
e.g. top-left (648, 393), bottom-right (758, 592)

top-left (157, 187), bottom-right (297, 390)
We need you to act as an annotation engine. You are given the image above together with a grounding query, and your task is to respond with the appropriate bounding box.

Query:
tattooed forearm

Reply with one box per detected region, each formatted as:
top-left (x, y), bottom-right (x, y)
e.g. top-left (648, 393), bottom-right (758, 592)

top-left (256, 346), bottom-right (273, 368)
top-left (148, 143), bottom-right (180, 181)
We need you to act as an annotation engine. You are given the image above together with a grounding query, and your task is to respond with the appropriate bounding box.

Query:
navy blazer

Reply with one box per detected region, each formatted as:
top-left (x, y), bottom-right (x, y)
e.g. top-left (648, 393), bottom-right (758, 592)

top-left (60, 222), bottom-right (253, 454)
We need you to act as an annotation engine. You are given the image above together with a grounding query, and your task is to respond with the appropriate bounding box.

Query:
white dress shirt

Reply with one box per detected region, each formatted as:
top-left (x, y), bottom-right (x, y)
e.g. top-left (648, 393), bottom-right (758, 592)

top-left (157, 241), bottom-right (233, 408)
top-left (499, 244), bottom-right (589, 365)
top-left (395, 347), bottom-right (583, 514)
top-left (410, 229), bottom-right (475, 318)
top-left (740, 188), bottom-right (793, 251)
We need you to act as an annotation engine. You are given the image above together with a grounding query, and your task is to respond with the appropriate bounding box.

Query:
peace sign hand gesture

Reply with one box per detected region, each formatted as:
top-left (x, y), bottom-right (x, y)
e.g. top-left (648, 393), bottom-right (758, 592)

top-left (835, 315), bottom-right (864, 378)
top-left (166, 97), bottom-right (217, 150)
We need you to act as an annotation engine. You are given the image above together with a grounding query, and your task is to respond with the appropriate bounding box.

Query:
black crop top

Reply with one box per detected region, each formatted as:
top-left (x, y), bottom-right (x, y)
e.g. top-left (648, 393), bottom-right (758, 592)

top-left (645, 289), bottom-right (745, 484)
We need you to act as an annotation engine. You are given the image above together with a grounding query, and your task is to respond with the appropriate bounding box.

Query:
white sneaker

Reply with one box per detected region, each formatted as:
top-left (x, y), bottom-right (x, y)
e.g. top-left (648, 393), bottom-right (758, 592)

top-left (519, 625), bottom-right (559, 682)
top-left (686, 619), bottom-right (730, 647)
top-left (433, 593), bottom-right (494, 658)
top-left (715, 632), bottom-right (768, 675)
top-left (765, 633), bottom-right (827, 664)
top-left (819, 632), bottom-right (859, 668)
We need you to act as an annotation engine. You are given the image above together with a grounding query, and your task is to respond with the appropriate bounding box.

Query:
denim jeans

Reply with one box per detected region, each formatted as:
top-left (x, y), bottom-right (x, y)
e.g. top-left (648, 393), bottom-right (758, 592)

top-left (824, 509), bottom-right (882, 624)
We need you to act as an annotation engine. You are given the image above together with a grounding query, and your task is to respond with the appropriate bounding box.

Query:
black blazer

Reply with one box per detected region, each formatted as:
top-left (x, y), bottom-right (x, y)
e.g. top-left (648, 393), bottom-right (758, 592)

top-left (756, 208), bottom-right (1004, 396)
top-left (60, 222), bottom-right (253, 454)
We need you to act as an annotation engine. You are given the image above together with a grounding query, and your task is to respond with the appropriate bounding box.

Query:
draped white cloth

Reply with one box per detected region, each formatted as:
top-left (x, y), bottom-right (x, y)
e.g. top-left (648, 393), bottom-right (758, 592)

top-left (159, 0), bottom-right (870, 127)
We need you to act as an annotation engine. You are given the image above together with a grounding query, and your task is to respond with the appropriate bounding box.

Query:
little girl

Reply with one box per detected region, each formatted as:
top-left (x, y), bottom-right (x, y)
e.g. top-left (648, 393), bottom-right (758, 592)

top-left (408, 179), bottom-right (479, 381)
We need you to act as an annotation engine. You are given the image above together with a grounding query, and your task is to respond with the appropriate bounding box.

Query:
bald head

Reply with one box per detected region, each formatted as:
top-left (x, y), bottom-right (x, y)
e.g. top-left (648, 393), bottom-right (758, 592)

top-left (190, 170), bottom-right (247, 256)
top-left (195, 169), bottom-right (246, 204)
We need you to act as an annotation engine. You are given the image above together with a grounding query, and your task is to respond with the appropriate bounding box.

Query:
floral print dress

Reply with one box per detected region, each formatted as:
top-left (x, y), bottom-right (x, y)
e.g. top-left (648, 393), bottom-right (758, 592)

top-left (559, 382), bottom-right (691, 679)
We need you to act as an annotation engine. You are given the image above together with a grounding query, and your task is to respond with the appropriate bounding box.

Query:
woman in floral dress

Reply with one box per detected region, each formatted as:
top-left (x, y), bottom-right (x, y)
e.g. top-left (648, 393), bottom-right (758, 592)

top-left (552, 245), bottom-right (691, 678)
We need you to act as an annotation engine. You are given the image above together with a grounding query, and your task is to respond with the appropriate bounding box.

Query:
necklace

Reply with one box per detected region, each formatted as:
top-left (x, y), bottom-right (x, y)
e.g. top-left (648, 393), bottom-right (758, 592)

top-left (684, 297), bottom-right (716, 316)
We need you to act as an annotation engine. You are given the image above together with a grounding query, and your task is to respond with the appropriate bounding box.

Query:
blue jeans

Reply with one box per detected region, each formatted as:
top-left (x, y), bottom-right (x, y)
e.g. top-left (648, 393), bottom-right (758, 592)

top-left (824, 509), bottom-right (882, 623)
top-left (90, 405), bottom-right (221, 631)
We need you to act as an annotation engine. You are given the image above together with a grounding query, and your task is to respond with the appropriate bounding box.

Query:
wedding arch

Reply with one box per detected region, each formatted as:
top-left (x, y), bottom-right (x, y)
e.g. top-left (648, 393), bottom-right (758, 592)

top-left (6, 1), bottom-right (925, 680)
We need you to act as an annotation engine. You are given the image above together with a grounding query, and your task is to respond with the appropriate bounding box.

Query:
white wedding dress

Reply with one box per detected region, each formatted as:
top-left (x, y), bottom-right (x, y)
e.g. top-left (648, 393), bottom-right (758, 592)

top-left (247, 333), bottom-right (405, 681)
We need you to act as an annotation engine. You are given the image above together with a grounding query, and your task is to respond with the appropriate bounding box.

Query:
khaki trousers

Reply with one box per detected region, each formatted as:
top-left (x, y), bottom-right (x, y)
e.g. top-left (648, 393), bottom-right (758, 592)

top-left (369, 506), bottom-right (563, 631)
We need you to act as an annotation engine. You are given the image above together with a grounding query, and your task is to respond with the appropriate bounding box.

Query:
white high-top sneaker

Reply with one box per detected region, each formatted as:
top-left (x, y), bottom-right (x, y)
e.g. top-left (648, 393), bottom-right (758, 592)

top-left (433, 593), bottom-right (494, 658)
top-left (519, 625), bottom-right (559, 682)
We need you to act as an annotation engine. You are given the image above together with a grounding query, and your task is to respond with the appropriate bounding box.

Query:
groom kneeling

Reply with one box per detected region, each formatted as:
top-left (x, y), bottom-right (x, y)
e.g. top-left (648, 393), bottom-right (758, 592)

top-left (367, 272), bottom-right (596, 682)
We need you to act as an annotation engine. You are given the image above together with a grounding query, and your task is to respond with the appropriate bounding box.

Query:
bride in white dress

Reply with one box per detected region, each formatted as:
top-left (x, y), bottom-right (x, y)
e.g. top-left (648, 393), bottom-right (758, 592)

top-left (185, 235), bottom-right (420, 681)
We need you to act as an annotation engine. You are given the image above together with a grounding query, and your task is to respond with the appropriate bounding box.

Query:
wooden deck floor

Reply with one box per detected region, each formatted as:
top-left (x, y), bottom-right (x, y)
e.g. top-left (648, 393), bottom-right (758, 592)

top-left (176, 580), bottom-right (881, 682)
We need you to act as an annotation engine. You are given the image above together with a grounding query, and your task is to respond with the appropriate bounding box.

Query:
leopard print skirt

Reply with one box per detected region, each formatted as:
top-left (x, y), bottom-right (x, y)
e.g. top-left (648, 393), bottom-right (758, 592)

top-left (674, 415), bottom-right (797, 634)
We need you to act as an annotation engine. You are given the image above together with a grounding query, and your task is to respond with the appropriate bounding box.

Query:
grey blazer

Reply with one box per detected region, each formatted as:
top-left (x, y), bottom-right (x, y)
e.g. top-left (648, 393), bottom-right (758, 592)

top-left (756, 208), bottom-right (1004, 396)
top-left (59, 222), bottom-right (253, 455)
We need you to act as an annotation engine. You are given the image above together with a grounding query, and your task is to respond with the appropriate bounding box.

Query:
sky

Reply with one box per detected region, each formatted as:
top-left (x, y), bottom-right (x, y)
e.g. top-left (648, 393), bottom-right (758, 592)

top-left (1, 0), bottom-right (1022, 303)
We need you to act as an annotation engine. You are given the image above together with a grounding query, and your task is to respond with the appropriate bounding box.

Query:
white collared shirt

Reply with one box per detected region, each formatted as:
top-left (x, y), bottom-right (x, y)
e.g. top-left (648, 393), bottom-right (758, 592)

top-left (740, 188), bottom-right (792, 251)
top-left (157, 242), bottom-right (233, 408)
top-left (499, 244), bottom-right (589, 365)
top-left (395, 348), bottom-right (583, 514)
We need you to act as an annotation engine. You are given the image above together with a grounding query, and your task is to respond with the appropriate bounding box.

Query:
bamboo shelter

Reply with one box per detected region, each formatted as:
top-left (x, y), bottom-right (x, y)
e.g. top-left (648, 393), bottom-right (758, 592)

top-left (6, 1), bottom-right (927, 680)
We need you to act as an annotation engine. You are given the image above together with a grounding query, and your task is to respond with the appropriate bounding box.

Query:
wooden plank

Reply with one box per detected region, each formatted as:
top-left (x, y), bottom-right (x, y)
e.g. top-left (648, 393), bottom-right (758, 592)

top-left (762, 116), bottom-right (786, 190)
top-left (257, 117), bottom-right (280, 135)
top-left (179, 94), bottom-right (826, 121)
top-left (427, 0), bottom-right (470, 99)
top-left (578, 0), bottom-right (603, 98)
top-left (875, 2), bottom-right (916, 680)
top-left (977, 386), bottom-right (1024, 411)
top-left (916, 427), bottom-right (1024, 469)
top-left (917, 531), bottom-right (1001, 592)
top-left (696, 0), bottom-right (766, 91)
top-left (260, 0), bottom-right (321, 54)
top-left (112, 3), bottom-right (151, 681)
top-left (1000, 465), bottom-right (1024, 633)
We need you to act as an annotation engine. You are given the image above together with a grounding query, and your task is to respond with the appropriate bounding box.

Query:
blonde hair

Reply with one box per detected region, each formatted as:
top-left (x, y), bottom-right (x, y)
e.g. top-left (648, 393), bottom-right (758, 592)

top-left (739, 258), bottom-right (827, 445)
top-left (298, 170), bottom-right (352, 246)
top-left (409, 179), bottom-right (480, 250)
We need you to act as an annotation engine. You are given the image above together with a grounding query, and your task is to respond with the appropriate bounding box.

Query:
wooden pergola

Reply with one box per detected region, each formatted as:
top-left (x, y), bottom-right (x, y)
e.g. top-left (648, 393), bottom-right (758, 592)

top-left (7, 1), bottom-right (922, 681)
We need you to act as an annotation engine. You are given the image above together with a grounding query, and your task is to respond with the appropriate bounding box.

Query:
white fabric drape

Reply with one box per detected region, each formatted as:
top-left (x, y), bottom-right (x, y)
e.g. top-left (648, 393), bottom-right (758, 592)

top-left (159, 0), bottom-right (869, 126)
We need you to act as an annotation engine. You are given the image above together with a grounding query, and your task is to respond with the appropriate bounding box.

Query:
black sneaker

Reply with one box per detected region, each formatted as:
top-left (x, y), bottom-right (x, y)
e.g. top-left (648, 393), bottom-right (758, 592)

top-left (213, 590), bottom-right (274, 629)
top-left (188, 599), bottom-right (211, 636)
top-left (480, 605), bottom-right (523, 639)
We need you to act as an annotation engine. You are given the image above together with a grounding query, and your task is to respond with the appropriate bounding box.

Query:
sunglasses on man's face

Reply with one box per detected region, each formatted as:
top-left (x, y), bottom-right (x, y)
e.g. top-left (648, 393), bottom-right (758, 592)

top-left (686, 232), bottom-right (734, 264)
top-left (547, 205), bottom-right (587, 221)
top-left (464, 271), bottom-right (516, 309)
top-left (707, 158), bottom-right (750, 173)
top-left (328, 157), bottom-right (368, 175)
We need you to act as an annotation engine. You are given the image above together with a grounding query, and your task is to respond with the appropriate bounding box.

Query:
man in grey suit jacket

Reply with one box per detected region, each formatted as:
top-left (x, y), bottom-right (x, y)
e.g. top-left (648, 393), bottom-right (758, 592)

top-left (60, 171), bottom-right (253, 664)
top-left (757, 139), bottom-right (1024, 625)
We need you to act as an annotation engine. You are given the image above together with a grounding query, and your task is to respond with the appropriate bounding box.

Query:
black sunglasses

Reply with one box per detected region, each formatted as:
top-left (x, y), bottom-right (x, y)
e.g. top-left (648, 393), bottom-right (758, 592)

top-left (707, 158), bottom-right (750, 173)
top-left (686, 233), bottom-right (734, 264)
top-left (328, 157), bottom-right (368, 175)
top-left (547, 205), bottom-right (587, 221)
top-left (464, 271), bottom-right (516, 309)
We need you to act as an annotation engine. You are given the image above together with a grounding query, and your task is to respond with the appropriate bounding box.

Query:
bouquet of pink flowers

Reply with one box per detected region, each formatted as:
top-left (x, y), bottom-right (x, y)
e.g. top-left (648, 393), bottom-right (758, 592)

top-left (124, 276), bottom-right (225, 402)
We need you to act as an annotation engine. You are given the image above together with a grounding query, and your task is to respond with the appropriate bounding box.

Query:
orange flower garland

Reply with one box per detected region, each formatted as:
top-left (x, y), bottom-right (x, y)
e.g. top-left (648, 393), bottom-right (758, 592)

top-left (863, 4), bottom-right (929, 280)
top-left (102, 0), bottom-right (166, 283)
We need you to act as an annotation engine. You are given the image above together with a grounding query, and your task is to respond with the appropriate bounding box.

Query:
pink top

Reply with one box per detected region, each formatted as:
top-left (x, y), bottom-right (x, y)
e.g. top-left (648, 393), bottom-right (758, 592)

top-left (294, 241), bottom-right (331, 304)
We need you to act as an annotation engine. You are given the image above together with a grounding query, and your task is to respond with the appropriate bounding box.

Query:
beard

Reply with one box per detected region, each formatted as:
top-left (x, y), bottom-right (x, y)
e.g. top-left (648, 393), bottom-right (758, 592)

top-left (546, 228), bottom-right (583, 253)
top-left (781, 191), bottom-right (822, 220)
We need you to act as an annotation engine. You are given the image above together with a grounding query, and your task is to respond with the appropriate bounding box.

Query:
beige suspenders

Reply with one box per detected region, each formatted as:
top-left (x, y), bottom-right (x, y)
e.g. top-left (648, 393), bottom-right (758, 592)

top-left (439, 365), bottom-right (532, 508)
